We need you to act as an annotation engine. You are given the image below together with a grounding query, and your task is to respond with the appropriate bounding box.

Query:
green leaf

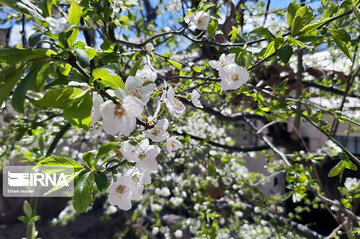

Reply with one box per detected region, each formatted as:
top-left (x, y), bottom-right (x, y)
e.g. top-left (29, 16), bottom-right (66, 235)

top-left (168, 59), bottom-right (182, 69)
top-left (296, 18), bottom-right (329, 35)
top-left (83, 152), bottom-right (94, 168)
top-left (75, 49), bottom-right (90, 68)
top-left (38, 156), bottom-right (84, 172)
top-left (35, 87), bottom-right (84, 108)
top-left (250, 27), bottom-right (276, 41)
top-left (0, 48), bottom-right (55, 64)
top-left (287, 2), bottom-right (301, 26)
top-left (11, 64), bottom-right (43, 113)
top-left (39, 0), bottom-right (52, 17)
top-left (207, 20), bottom-right (218, 38)
top-left (43, 170), bottom-right (80, 196)
top-left (73, 172), bottom-right (94, 213)
top-left (228, 26), bottom-right (239, 42)
top-left (290, 6), bottom-right (314, 36)
top-left (0, 65), bottom-right (26, 107)
top-left (67, 28), bottom-right (79, 47)
top-left (161, 52), bottom-right (170, 58)
top-left (63, 91), bottom-right (92, 130)
top-left (68, 1), bottom-right (82, 25)
top-left (329, 28), bottom-right (352, 60)
top-left (31, 63), bottom-right (51, 92)
top-left (193, 65), bottom-right (202, 73)
top-left (23, 200), bottom-right (32, 218)
top-left (0, 0), bottom-right (44, 19)
top-left (18, 216), bottom-right (29, 223)
top-left (328, 160), bottom-right (344, 177)
top-left (92, 68), bottom-right (124, 90)
top-left (129, 58), bottom-right (142, 76)
top-left (354, 8), bottom-right (360, 22)
top-left (94, 173), bottom-right (109, 192)
top-left (276, 46), bottom-right (293, 64)
top-left (261, 41), bottom-right (275, 58)
top-left (95, 142), bottom-right (119, 163)
top-left (28, 31), bottom-right (45, 47)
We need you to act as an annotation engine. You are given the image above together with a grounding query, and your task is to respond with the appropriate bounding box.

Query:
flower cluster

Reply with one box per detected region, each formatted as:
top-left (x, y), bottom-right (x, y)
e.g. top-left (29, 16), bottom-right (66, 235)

top-left (90, 65), bottom-right (184, 210)
top-left (209, 53), bottom-right (249, 91)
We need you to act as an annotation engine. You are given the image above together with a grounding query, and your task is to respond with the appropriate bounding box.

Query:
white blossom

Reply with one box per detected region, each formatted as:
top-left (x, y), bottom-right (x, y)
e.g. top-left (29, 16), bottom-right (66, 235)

top-left (219, 63), bottom-right (249, 91)
top-left (99, 95), bottom-right (144, 136)
top-left (344, 177), bottom-right (359, 190)
top-left (121, 139), bottom-right (160, 172)
top-left (144, 119), bottom-right (170, 142)
top-left (170, 196), bottom-right (183, 207)
top-left (90, 92), bottom-right (103, 126)
top-left (145, 43), bottom-right (154, 52)
top-left (166, 136), bottom-right (181, 153)
top-left (209, 53), bottom-right (236, 71)
top-left (164, 87), bottom-right (186, 117)
top-left (124, 76), bottom-right (156, 103)
top-left (191, 89), bottom-right (203, 108)
top-left (107, 175), bottom-right (140, 211)
top-left (125, 168), bottom-right (151, 197)
top-left (188, 11), bottom-right (210, 31)
top-left (174, 230), bottom-right (183, 238)
top-left (136, 65), bottom-right (157, 83)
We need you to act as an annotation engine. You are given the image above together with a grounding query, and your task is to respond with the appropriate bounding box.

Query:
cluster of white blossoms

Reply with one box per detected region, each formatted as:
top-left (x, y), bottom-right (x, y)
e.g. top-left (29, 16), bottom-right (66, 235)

top-left (90, 65), bottom-right (189, 210)
top-left (209, 53), bottom-right (249, 91)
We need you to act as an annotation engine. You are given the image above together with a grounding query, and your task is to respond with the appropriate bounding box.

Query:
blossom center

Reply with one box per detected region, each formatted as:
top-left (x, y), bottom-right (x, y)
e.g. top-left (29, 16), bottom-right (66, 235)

top-left (138, 152), bottom-right (147, 161)
top-left (173, 97), bottom-right (182, 107)
top-left (152, 128), bottom-right (160, 136)
top-left (231, 75), bottom-right (239, 82)
top-left (132, 174), bottom-right (140, 183)
top-left (171, 141), bottom-right (177, 149)
top-left (114, 105), bottom-right (126, 118)
top-left (115, 184), bottom-right (129, 197)
top-left (128, 86), bottom-right (143, 99)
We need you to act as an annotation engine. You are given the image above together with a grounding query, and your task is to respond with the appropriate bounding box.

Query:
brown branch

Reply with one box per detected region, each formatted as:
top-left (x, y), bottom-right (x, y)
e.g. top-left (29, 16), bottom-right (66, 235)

top-left (180, 98), bottom-right (266, 121)
top-left (174, 131), bottom-right (269, 152)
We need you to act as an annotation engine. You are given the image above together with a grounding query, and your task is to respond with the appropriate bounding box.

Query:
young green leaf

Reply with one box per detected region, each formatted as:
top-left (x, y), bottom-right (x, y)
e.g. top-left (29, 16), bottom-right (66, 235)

top-left (0, 48), bottom-right (55, 64)
top-left (38, 156), bottom-right (84, 171)
top-left (73, 172), bottom-right (94, 213)
top-left (75, 49), bottom-right (90, 68)
top-left (11, 64), bottom-right (43, 113)
top-left (95, 142), bottom-right (120, 165)
top-left (329, 28), bottom-right (352, 60)
top-left (63, 91), bottom-right (92, 130)
top-left (83, 152), bottom-right (94, 168)
top-left (287, 2), bottom-right (301, 26)
top-left (276, 46), bottom-right (293, 64)
top-left (23, 200), bottom-right (32, 218)
top-left (35, 87), bottom-right (84, 108)
top-left (250, 27), bottom-right (276, 41)
top-left (28, 31), bottom-right (45, 47)
top-left (94, 173), bottom-right (109, 192)
top-left (168, 59), bottom-right (182, 69)
top-left (328, 160), bottom-right (344, 177)
top-left (129, 58), bottom-right (143, 76)
top-left (207, 20), bottom-right (218, 38)
top-left (92, 68), bottom-right (124, 90)
top-left (68, 1), bottom-right (82, 25)
top-left (0, 65), bottom-right (26, 107)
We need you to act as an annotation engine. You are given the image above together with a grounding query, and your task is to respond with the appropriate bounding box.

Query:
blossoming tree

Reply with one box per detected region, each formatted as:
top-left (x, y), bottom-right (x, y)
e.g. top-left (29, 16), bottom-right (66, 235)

top-left (1, 0), bottom-right (360, 238)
